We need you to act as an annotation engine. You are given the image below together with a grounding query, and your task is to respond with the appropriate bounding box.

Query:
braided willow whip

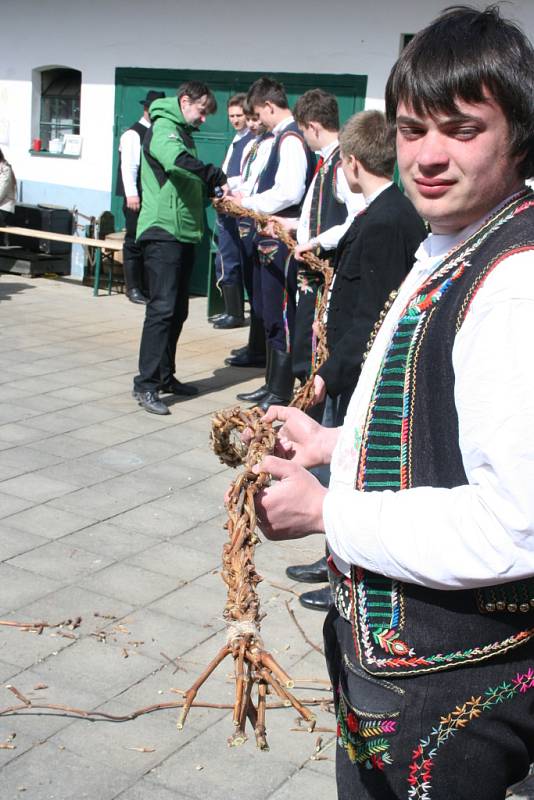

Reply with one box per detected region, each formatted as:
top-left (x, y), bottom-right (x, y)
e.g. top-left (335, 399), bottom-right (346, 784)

top-left (177, 200), bottom-right (336, 749)
top-left (214, 196), bottom-right (333, 410)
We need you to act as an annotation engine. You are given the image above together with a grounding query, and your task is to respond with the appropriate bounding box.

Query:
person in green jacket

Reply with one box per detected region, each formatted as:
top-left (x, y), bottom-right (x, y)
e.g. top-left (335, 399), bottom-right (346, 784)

top-left (133, 81), bottom-right (228, 415)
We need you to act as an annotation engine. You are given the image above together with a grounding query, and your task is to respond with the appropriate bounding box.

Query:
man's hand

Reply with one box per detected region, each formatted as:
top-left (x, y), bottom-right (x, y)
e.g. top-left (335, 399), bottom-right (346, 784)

top-left (269, 215), bottom-right (297, 233)
top-left (261, 405), bottom-right (338, 468)
top-left (126, 196), bottom-right (140, 212)
top-left (310, 374), bottom-right (327, 407)
top-left (294, 241), bottom-right (316, 262)
top-left (253, 456), bottom-right (326, 540)
top-left (220, 183), bottom-right (231, 197)
top-left (231, 190), bottom-right (244, 204)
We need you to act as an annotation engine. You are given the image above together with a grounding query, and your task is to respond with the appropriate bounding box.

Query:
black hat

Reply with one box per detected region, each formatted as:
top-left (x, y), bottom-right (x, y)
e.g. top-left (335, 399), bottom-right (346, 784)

top-left (140, 90), bottom-right (165, 107)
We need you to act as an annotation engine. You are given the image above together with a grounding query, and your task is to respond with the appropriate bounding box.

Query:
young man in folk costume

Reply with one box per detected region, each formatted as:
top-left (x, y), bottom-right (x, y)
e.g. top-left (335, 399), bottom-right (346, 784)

top-left (225, 104), bottom-right (275, 371)
top-left (287, 110), bottom-right (426, 613)
top-left (212, 93), bottom-right (255, 330)
top-left (242, 89), bottom-right (365, 406)
top-left (251, 6), bottom-right (534, 799)
top-left (231, 77), bottom-right (315, 408)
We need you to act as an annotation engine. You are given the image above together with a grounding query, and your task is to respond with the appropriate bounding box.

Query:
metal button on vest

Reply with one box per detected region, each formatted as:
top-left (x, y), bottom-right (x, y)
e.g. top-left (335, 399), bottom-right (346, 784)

top-left (507, 603), bottom-right (518, 612)
top-left (485, 603), bottom-right (496, 612)
top-left (496, 601), bottom-right (506, 611)
top-left (520, 603), bottom-right (530, 613)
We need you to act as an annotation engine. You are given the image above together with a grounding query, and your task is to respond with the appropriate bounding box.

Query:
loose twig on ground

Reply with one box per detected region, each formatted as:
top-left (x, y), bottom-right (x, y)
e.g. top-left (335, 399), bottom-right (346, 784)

top-left (284, 600), bottom-right (324, 656)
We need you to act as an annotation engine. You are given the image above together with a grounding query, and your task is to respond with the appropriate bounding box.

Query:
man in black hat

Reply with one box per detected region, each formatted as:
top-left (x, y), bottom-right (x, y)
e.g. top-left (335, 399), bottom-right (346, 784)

top-left (116, 89), bottom-right (165, 304)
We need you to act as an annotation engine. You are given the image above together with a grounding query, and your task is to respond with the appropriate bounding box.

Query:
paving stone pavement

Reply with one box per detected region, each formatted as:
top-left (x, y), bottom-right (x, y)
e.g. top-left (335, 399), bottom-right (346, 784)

top-left (0, 274), bottom-right (532, 800)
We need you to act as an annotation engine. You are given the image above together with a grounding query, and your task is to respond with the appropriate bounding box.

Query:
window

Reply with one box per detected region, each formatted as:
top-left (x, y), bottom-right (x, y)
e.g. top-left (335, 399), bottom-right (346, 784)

top-left (38, 67), bottom-right (81, 150)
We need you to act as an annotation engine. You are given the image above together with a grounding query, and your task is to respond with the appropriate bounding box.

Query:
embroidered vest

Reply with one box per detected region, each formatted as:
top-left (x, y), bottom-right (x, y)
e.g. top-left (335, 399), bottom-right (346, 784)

top-left (116, 121), bottom-right (149, 198)
top-left (309, 147), bottom-right (347, 239)
top-left (226, 130), bottom-right (254, 178)
top-left (342, 191), bottom-right (534, 677)
top-left (256, 120), bottom-right (315, 217)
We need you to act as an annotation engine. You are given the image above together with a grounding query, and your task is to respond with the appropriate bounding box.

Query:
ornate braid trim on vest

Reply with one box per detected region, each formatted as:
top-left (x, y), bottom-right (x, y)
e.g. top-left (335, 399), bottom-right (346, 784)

top-left (341, 190), bottom-right (534, 676)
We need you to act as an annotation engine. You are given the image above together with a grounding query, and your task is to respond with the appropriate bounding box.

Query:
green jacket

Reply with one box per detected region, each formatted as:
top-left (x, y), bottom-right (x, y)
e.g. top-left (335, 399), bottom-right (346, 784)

top-left (136, 97), bottom-right (224, 243)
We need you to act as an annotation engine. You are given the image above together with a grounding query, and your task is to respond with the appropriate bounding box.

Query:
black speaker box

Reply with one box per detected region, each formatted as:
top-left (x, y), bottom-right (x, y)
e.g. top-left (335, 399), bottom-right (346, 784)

top-left (11, 204), bottom-right (73, 255)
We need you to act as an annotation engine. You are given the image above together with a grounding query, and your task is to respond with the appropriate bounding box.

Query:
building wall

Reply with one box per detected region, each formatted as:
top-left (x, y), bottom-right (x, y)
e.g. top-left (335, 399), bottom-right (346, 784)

top-left (2, 0), bottom-right (534, 277)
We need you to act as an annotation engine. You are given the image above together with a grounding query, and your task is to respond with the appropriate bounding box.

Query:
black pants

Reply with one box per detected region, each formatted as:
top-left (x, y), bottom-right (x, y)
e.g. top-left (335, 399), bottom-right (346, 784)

top-left (324, 607), bottom-right (534, 800)
top-left (133, 239), bottom-right (195, 393)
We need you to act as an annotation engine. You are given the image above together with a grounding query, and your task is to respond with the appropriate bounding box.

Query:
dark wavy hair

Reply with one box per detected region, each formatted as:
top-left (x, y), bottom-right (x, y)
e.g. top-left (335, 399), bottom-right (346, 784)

top-left (177, 81), bottom-right (217, 115)
top-left (247, 77), bottom-right (289, 110)
top-left (385, 5), bottom-right (534, 179)
top-left (293, 89), bottom-right (340, 132)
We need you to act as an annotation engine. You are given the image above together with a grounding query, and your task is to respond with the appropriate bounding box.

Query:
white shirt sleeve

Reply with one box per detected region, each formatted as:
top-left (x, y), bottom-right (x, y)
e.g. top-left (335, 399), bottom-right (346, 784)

top-left (324, 249), bottom-right (534, 590)
top-left (313, 167), bottom-right (365, 251)
top-left (241, 133), bottom-right (308, 214)
top-left (120, 129), bottom-right (142, 198)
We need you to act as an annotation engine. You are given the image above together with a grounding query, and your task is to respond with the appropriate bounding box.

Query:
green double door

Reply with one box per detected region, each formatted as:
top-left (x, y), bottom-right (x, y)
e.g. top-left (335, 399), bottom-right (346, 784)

top-left (112, 68), bottom-right (367, 296)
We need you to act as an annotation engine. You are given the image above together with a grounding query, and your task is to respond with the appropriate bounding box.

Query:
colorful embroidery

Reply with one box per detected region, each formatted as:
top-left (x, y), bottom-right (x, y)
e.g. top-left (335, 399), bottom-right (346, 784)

top-left (407, 668), bottom-right (534, 799)
top-left (346, 189), bottom-right (534, 677)
top-left (337, 688), bottom-right (398, 770)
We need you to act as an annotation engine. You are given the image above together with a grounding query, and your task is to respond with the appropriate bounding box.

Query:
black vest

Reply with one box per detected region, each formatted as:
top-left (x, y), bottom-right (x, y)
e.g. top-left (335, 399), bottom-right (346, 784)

top-left (341, 191), bottom-right (534, 677)
top-left (116, 121), bottom-right (149, 198)
top-left (256, 120), bottom-right (315, 217)
top-left (226, 130), bottom-right (254, 178)
top-left (308, 146), bottom-right (347, 240)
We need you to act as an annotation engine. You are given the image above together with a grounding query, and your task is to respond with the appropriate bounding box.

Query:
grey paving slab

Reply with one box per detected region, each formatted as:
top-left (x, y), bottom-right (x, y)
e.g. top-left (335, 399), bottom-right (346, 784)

top-left (0, 422), bottom-right (51, 445)
top-left (0, 658), bottom-right (21, 682)
top-left (112, 779), bottom-right (190, 800)
top-left (49, 697), bottom-right (199, 780)
top-left (26, 432), bottom-right (106, 458)
top-left (126, 541), bottom-right (220, 582)
top-left (47, 486), bottom-right (148, 521)
top-left (147, 579), bottom-right (225, 629)
top-left (5, 504), bottom-right (92, 538)
top-left (0, 741), bottom-right (134, 800)
top-left (148, 713), bottom-right (301, 800)
top-left (68, 420), bottom-right (143, 446)
top-left (38, 636), bottom-right (159, 697)
top-left (81, 563), bottom-right (182, 607)
top-left (7, 540), bottom-right (113, 583)
top-left (0, 526), bottom-right (49, 561)
top-left (110, 501), bottom-right (200, 539)
top-left (268, 765), bottom-right (337, 799)
top-left (0, 563), bottom-right (62, 610)
top-left (0, 473), bottom-right (78, 503)
top-left (62, 521), bottom-right (156, 561)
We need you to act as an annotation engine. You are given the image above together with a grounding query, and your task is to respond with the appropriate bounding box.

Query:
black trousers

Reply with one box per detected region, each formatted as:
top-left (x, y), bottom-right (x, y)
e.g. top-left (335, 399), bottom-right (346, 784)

top-left (122, 203), bottom-right (145, 290)
top-left (324, 607), bottom-right (534, 800)
top-left (133, 239), bottom-right (195, 393)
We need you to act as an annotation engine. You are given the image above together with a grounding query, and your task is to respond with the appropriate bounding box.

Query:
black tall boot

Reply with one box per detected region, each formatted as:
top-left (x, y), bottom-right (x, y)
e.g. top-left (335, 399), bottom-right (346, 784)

top-left (236, 343), bottom-right (271, 403)
top-left (259, 349), bottom-right (295, 411)
top-left (225, 311), bottom-right (266, 367)
top-left (123, 259), bottom-right (148, 304)
top-left (213, 284), bottom-right (245, 329)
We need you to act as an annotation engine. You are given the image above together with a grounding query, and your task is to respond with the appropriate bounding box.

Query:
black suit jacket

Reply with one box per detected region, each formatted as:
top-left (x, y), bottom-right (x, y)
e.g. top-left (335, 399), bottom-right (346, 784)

top-left (317, 183), bottom-right (426, 403)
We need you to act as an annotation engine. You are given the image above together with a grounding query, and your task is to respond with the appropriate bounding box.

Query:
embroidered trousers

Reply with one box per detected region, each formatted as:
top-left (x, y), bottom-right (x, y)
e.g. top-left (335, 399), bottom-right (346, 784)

top-left (324, 607), bottom-right (534, 800)
top-left (252, 232), bottom-right (296, 352)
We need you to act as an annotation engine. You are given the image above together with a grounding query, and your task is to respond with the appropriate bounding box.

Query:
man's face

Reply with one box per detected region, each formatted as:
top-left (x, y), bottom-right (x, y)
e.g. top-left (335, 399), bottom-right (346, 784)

top-left (246, 115), bottom-right (264, 136)
top-left (228, 105), bottom-right (246, 132)
top-left (253, 103), bottom-right (275, 131)
top-left (396, 95), bottom-right (523, 234)
top-left (180, 94), bottom-right (210, 127)
top-left (299, 123), bottom-right (319, 151)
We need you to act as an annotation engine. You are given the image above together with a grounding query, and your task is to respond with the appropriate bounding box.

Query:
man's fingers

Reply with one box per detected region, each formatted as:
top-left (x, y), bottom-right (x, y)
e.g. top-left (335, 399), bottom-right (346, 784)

top-left (261, 405), bottom-right (294, 425)
top-left (253, 454), bottom-right (298, 481)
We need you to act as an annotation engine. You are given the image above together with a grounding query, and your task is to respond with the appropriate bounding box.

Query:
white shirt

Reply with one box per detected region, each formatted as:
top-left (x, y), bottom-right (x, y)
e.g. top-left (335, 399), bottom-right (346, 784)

top-left (119, 117), bottom-right (150, 198)
top-left (296, 139), bottom-right (365, 249)
top-left (324, 197), bottom-right (534, 591)
top-left (241, 116), bottom-right (308, 215)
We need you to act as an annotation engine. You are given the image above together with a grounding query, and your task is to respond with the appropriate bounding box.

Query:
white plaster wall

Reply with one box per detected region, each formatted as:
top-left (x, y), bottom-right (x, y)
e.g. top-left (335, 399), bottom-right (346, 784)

top-left (2, 0), bottom-right (534, 195)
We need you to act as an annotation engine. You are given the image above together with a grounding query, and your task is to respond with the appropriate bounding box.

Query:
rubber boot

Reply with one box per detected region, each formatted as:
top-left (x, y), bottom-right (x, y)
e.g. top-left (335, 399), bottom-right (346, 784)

top-left (123, 259), bottom-right (148, 304)
top-left (259, 349), bottom-right (295, 411)
top-left (213, 284), bottom-right (245, 329)
top-left (224, 312), bottom-right (266, 367)
top-left (236, 344), bottom-right (272, 403)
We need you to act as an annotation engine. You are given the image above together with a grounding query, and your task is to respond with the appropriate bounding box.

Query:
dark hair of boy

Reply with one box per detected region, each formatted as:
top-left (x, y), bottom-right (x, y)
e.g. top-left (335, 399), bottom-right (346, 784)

top-left (177, 81), bottom-right (217, 114)
top-left (227, 93), bottom-right (247, 110)
top-left (293, 89), bottom-right (340, 132)
top-left (339, 110), bottom-right (396, 178)
top-left (246, 77), bottom-right (289, 110)
top-left (385, 4), bottom-right (534, 179)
